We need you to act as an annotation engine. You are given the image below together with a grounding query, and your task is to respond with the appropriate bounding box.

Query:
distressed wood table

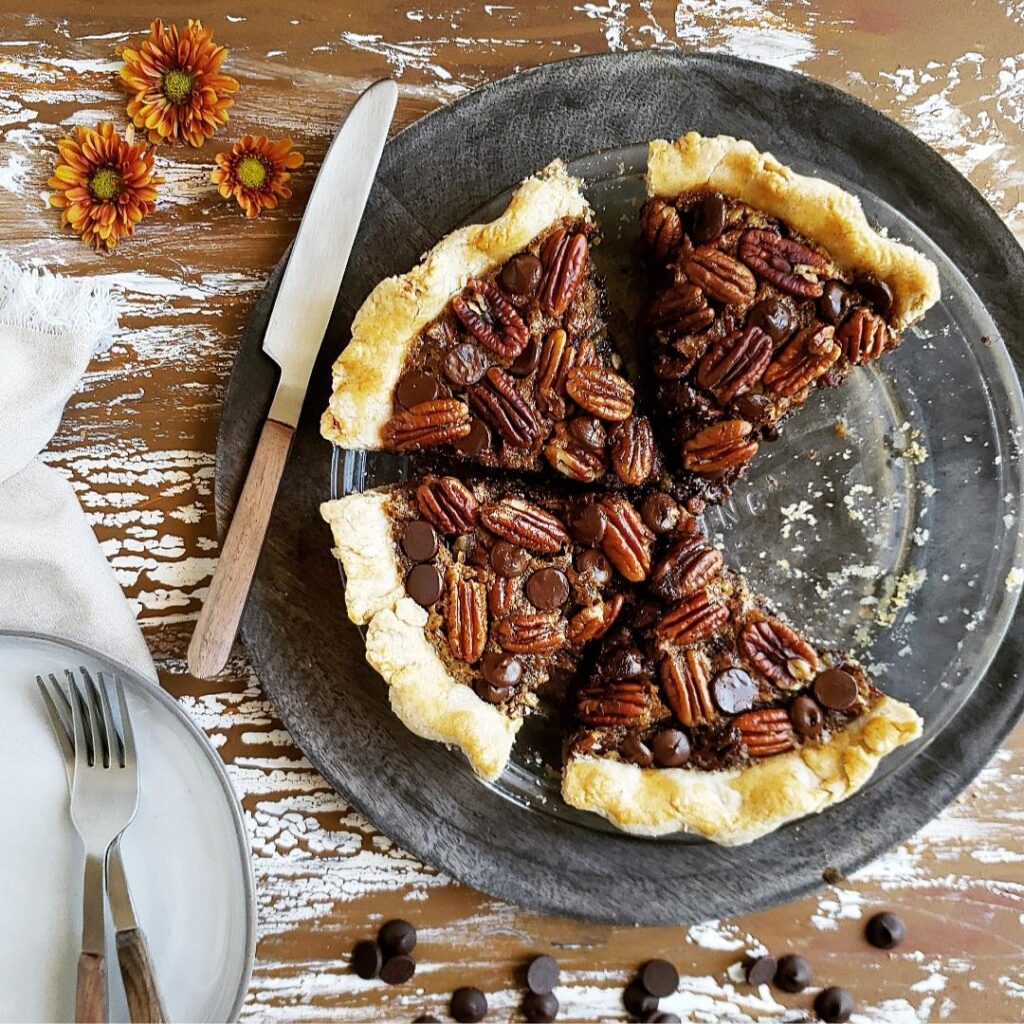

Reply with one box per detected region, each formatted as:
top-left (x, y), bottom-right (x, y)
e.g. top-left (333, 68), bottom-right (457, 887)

top-left (3, 3), bottom-right (1023, 1020)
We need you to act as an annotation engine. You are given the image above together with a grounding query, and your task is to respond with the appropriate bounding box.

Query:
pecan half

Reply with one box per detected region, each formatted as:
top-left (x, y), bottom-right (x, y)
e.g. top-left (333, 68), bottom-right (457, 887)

top-left (740, 618), bottom-right (820, 690)
top-left (683, 419), bottom-right (759, 475)
top-left (660, 648), bottom-right (716, 727)
top-left (838, 306), bottom-right (891, 365)
top-left (609, 415), bottom-right (656, 486)
top-left (479, 498), bottom-right (568, 554)
top-left (646, 283), bottom-right (715, 337)
top-left (599, 494), bottom-right (653, 582)
top-left (496, 610), bottom-right (566, 654)
top-left (696, 325), bottom-right (772, 405)
top-left (684, 247), bottom-right (757, 306)
top-left (488, 575), bottom-right (516, 618)
top-left (658, 588), bottom-right (729, 644)
top-left (738, 229), bottom-right (830, 298)
top-left (576, 680), bottom-right (668, 728)
top-left (416, 476), bottom-right (479, 535)
top-left (534, 327), bottom-right (576, 419)
top-left (468, 366), bottom-right (541, 448)
top-left (451, 280), bottom-right (529, 360)
top-left (539, 228), bottom-right (589, 316)
top-left (650, 539), bottom-right (724, 603)
top-left (567, 594), bottom-right (625, 643)
top-left (762, 324), bottom-right (840, 397)
top-left (566, 365), bottom-right (634, 422)
top-left (641, 198), bottom-right (684, 261)
top-left (544, 422), bottom-right (607, 482)
top-left (446, 570), bottom-right (487, 663)
top-left (381, 399), bottom-right (472, 452)
top-left (735, 707), bottom-right (796, 757)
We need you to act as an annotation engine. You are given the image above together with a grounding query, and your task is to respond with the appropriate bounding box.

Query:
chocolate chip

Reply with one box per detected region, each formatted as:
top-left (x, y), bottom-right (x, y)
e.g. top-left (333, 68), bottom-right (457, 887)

top-left (606, 646), bottom-right (645, 679)
top-left (621, 732), bottom-right (654, 767)
top-left (482, 651), bottom-right (523, 689)
top-left (453, 418), bottom-right (491, 457)
top-left (691, 193), bottom-right (727, 245)
top-left (865, 911), bottom-right (905, 949)
top-left (396, 370), bottom-right (442, 409)
top-left (649, 1014), bottom-right (681, 1023)
top-left (444, 343), bottom-right (489, 387)
top-left (814, 986), bottom-right (854, 1023)
top-left (854, 272), bottom-right (894, 318)
top-left (790, 695), bottom-right (824, 737)
top-left (747, 296), bottom-right (794, 345)
top-left (491, 540), bottom-right (529, 577)
top-left (652, 728), bottom-right (690, 768)
top-left (501, 252), bottom-right (543, 297)
top-left (406, 563), bottom-right (442, 607)
top-left (640, 959), bottom-right (679, 998)
top-left (576, 548), bottom-right (612, 586)
top-left (526, 568), bottom-right (569, 610)
top-left (813, 668), bottom-right (858, 711)
top-left (523, 990), bottom-right (558, 1023)
top-left (401, 520), bottom-right (439, 562)
top-left (509, 336), bottom-right (542, 377)
top-left (641, 492), bottom-right (679, 534)
top-left (378, 918), bottom-right (416, 956)
top-left (351, 939), bottom-right (381, 979)
top-left (774, 954), bottom-right (812, 993)
top-left (450, 986), bottom-right (487, 1023)
top-left (569, 415), bottom-right (607, 451)
top-left (525, 954), bottom-right (560, 994)
top-left (745, 954), bottom-right (777, 986)
top-left (567, 499), bottom-right (606, 545)
top-left (474, 678), bottom-right (510, 704)
top-left (413, 1016), bottom-right (440, 1023)
top-left (380, 953), bottom-right (416, 985)
top-left (732, 392), bottom-right (772, 426)
top-left (712, 668), bottom-right (757, 714)
top-left (819, 280), bottom-right (852, 325)
top-left (623, 980), bottom-right (659, 1017)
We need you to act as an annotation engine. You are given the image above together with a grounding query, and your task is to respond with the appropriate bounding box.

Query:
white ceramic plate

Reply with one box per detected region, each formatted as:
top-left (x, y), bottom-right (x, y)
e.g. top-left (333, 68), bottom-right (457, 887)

top-left (0, 631), bottom-right (255, 1023)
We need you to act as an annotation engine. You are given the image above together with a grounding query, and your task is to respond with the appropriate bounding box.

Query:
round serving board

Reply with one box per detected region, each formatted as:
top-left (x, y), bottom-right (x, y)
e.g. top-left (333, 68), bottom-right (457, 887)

top-left (216, 51), bottom-right (1024, 924)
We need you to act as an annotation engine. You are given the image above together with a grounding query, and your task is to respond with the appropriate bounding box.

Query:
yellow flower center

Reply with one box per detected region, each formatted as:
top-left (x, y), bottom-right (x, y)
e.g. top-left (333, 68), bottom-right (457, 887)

top-left (89, 167), bottom-right (122, 201)
top-left (237, 155), bottom-right (268, 190)
top-left (163, 69), bottom-right (195, 104)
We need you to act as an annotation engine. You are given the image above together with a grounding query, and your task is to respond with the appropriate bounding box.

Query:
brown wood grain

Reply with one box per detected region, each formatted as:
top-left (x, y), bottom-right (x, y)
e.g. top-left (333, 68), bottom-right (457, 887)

top-left (116, 926), bottom-right (168, 1024)
top-left (75, 951), bottom-right (107, 1024)
top-left (3, 2), bottom-right (1024, 1021)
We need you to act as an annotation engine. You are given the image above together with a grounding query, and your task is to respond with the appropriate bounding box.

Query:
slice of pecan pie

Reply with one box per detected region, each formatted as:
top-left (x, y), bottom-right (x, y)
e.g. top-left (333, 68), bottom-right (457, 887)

top-left (320, 477), bottom-right (663, 780)
top-left (321, 161), bottom-right (660, 488)
top-left (562, 514), bottom-right (922, 846)
top-left (638, 133), bottom-right (940, 500)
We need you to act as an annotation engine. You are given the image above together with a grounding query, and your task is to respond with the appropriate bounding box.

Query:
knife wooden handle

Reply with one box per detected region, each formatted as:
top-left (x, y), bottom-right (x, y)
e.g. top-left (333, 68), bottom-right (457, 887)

top-left (76, 951), bottom-right (107, 1023)
top-left (117, 926), bottom-right (168, 1023)
top-left (188, 417), bottom-right (294, 678)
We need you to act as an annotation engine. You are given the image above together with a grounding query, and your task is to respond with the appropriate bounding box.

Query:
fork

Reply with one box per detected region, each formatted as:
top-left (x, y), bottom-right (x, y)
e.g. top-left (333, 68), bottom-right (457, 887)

top-left (38, 670), bottom-right (141, 1024)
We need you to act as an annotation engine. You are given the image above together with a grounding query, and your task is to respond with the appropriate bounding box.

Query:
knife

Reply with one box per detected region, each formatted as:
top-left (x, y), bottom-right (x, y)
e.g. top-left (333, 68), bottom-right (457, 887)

top-left (188, 78), bottom-right (399, 679)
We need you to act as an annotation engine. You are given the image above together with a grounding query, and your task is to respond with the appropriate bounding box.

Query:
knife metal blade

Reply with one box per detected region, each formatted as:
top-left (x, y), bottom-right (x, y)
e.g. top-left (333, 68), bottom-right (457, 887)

top-left (264, 77), bottom-right (398, 428)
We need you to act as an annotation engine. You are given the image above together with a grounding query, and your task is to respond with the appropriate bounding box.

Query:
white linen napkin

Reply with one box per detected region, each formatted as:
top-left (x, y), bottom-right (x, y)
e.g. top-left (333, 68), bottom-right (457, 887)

top-left (0, 257), bottom-right (155, 678)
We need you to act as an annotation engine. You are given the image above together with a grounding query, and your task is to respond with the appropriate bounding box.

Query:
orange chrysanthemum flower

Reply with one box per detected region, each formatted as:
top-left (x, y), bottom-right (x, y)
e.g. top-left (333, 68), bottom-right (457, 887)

top-left (48, 122), bottom-right (162, 251)
top-left (211, 135), bottom-right (304, 218)
top-left (118, 19), bottom-right (239, 147)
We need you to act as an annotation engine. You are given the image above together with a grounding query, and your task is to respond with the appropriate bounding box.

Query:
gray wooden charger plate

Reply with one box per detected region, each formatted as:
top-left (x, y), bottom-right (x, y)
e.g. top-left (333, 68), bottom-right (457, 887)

top-left (215, 52), bottom-right (1024, 924)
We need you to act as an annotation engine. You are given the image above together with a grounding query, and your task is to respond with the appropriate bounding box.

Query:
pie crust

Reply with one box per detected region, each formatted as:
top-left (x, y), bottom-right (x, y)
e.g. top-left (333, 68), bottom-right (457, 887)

top-left (321, 159), bottom-right (592, 449)
top-left (562, 694), bottom-right (921, 844)
top-left (321, 492), bottom-right (519, 781)
top-left (647, 132), bottom-right (940, 329)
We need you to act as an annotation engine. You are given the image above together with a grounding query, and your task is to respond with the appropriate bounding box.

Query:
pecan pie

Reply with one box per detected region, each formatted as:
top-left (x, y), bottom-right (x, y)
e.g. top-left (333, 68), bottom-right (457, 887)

top-left (319, 137), bottom-right (937, 845)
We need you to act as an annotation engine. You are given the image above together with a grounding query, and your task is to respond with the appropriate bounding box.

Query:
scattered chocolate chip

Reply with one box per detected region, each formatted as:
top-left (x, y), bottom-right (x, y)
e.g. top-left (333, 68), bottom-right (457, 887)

top-left (482, 651), bottom-right (522, 689)
top-left (621, 732), bottom-right (654, 767)
top-left (380, 953), bottom-right (416, 985)
top-left (576, 548), bottom-right (612, 586)
top-left (569, 415), bottom-right (607, 451)
top-left (640, 959), bottom-right (679, 998)
top-left (491, 540), bottom-right (529, 577)
top-left (406, 563), bottom-right (442, 607)
top-left (746, 296), bottom-right (794, 344)
top-left (526, 567), bottom-right (570, 610)
top-left (450, 985), bottom-right (488, 1023)
top-left (606, 646), bottom-right (645, 679)
top-left (523, 990), bottom-right (559, 1023)
top-left (814, 986), bottom-right (854, 1023)
top-left (854, 272), bottom-right (894, 318)
top-left (501, 252), bottom-right (543, 297)
top-left (568, 499), bottom-right (607, 546)
top-left (378, 918), bottom-right (416, 956)
top-left (649, 1014), bottom-right (681, 1023)
top-left (819, 280), bottom-right (852, 325)
top-left (865, 911), bottom-right (906, 949)
top-left (691, 194), bottom-right (727, 245)
top-left (790, 695), bottom-right (824, 737)
top-left (525, 954), bottom-right (561, 994)
top-left (413, 1016), bottom-right (440, 1023)
top-left (712, 668), bottom-right (757, 714)
top-left (453, 418), bottom-right (491, 456)
top-left (474, 678), bottom-right (510, 704)
top-left (623, 980), bottom-right (659, 1018)
top-left (813, 668), bottom-right (858, 711)
top-left (351, 939), bottom-right (382, 979)
top-left (509, 336), bottom-right (542, 376)
top-left (652, 728), bottom-right (691, 768)
top-left (732, 392), bottom-right (772, 427)
top-left (641, 492), bottom-right (679, 535)
top-left (396, 370), bottom-right (442, 409)
top-left (822, 866), bottom-right (844, 885)
top-left (401, 520), bottom-right (439, 563)
top-left (774, 954), bottom-right (812, 993)
top-left (745, 954), bottom-right (777, 987)
top-left (444, 343), bottom-right (489, 387)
